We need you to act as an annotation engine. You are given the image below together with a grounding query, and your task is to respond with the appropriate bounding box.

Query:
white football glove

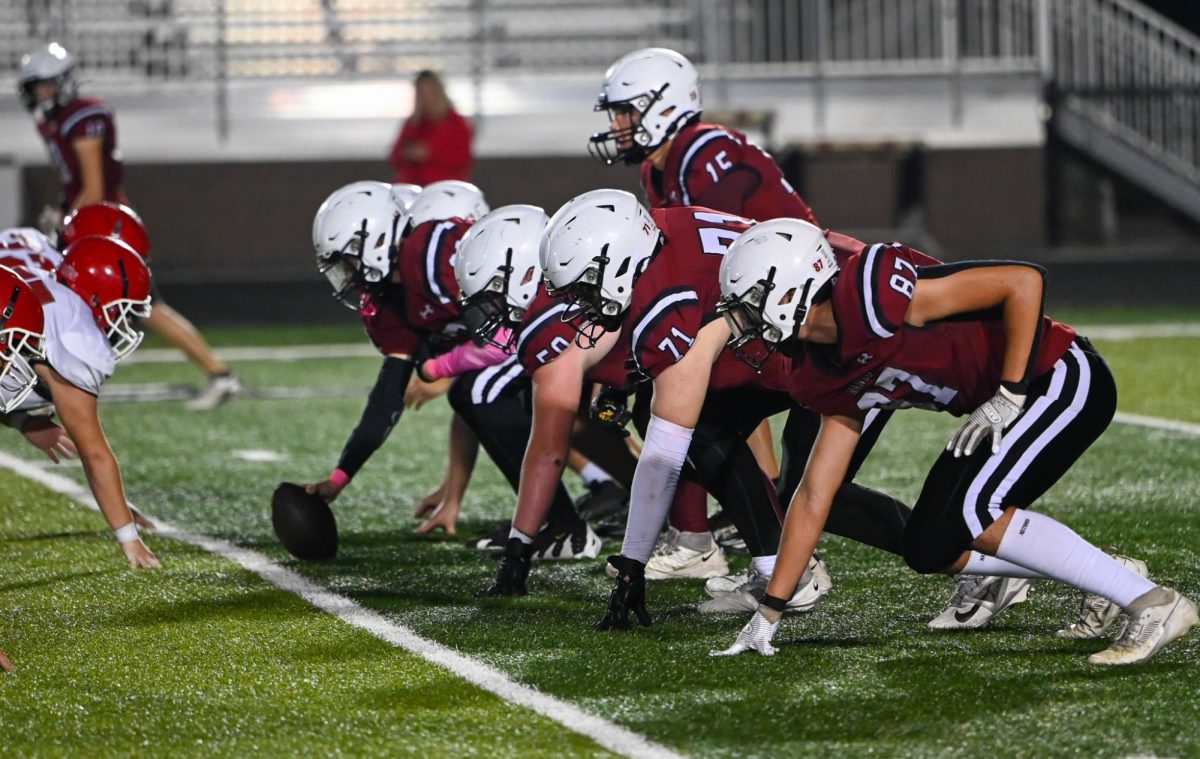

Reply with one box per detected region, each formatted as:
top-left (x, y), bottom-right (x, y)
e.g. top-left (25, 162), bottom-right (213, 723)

top-left (947, 386), bottom-right (1025, 458)
top-left (710, 610), bottom-right (780, 657)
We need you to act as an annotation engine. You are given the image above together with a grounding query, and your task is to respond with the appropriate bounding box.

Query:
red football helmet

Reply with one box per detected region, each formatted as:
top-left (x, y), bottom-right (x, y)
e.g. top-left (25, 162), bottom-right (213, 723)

top-left (0, 265), bottom-right (47, 413)
top-left (56, 236), bottom-right (153, 361)
top-left (61, 202), bottom-right (151, 259)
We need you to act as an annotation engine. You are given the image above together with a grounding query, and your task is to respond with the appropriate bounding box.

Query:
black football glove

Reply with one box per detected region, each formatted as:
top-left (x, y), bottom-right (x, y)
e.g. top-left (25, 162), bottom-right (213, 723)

top-left (478, 538), bottom-right (533, 597)
top-left (595, 555), bottom-right (652, 630)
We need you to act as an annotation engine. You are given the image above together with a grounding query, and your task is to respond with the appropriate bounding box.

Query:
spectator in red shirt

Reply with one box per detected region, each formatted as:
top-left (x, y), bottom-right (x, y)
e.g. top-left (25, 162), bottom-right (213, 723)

top-left (388, 71), bottom-right (473, 185)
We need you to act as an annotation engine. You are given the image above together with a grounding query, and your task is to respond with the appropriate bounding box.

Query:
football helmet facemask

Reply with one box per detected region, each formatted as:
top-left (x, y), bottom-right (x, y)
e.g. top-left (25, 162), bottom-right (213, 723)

top-left (716, 219), bottom-right (838, 370)
top-left (312, 184), bottom-right (403, 309)
top-left (0, 266), bottom-right (47, 413)
top-left (540, 189), bottom-right (660, 348)
top-left (589, 47), bottom-right (701, 165)
top-left (18, 42), bottom-right (77, 119)
top-left (56, 237), bottom-right (153, 362)
top-left (454, 204), bottom-right (548, 349)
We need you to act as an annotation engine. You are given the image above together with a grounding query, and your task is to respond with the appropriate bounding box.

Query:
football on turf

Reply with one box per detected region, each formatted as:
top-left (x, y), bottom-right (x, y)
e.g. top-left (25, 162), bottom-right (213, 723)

top-left (271, 482), bottom-right (338, 560)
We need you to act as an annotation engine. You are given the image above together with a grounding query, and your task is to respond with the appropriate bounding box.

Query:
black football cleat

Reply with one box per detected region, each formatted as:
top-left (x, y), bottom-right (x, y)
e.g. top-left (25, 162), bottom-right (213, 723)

top-left (595, 555), bottom-right (652, 630)
top-left (575, 480), bottom-right (630, 522)
top-left (478, 538), bottom-right (533, 597)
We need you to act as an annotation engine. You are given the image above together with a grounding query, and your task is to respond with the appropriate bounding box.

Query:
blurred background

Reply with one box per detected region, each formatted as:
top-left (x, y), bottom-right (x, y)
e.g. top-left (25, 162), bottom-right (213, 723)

top-left (2, 0), bottom-right (1198, 323)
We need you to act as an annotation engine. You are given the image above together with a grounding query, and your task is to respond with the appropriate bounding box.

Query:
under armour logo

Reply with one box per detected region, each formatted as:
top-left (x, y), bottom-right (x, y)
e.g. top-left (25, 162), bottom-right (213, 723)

top-left (856, 352), bottom-right (873, 365)
top-left (420, 304), bottom-right (435, 319)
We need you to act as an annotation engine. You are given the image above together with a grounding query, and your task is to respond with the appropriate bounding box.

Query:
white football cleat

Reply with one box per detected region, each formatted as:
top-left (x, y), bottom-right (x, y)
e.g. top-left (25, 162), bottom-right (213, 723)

top-left (697, 563), bottom-right (824, 614)
top-left (186, 372), bottom-right (244, 411)
top-left (705, 554), bottom-right (830, 597)
top-left (1088, 587), bottom-right (1199, 665)
top-left (531, 521), bottom-right (602, 561)
top-left (1057, 555), bottom-right (1150, 640)
top-left (644, 528), bottom-right (728, 580)
top-left (927, 574), bottom-right (1031, 630)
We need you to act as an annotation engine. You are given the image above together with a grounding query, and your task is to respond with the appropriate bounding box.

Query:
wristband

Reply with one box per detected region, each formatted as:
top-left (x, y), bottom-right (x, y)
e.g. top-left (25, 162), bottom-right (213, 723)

top-left (760, 593), bottom-right (789, 613)
top-left (1000, 380), bottom-right (1028, 397)
top-left (113, 521), bottom-right (139, 544)
top-left (328, 468), bottom-right (351, 488)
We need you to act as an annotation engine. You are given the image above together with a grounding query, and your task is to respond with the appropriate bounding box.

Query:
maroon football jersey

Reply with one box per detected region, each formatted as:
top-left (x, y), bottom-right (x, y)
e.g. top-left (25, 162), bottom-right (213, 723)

top-left (625, 206), bottom-right (784, 391)
top-left (640, 122), bottom-right (816, 225)
top-left (359, 285), bottom-right (421, 357)
top-left (516, 284), bottom-right (635, 388)
top-left (37, 97), bottom-right (125, 208)
top-left (786, 243), bottom-right (1076, 419)
top-left (395, 218), bottom-right (470, 348)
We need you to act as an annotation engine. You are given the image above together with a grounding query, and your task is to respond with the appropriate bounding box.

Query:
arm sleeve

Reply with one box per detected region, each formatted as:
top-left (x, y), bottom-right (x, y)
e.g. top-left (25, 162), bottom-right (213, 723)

top-left (422, 332), bottom-right (512, 379)
top-left (335, 356), bottom-right (414, 478)
top-left (620, 413), bottom-right (694, 563)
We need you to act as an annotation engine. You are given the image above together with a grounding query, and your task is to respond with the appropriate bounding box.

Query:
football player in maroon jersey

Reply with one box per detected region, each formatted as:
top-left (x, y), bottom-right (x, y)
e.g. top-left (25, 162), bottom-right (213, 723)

top-left (712, 219), bottom-right (1197, 665)
top-left (18, 44), bottom-right (242, 411)
top-left (541, 190), bottom-right (912, 627)
top-left (588, 47), bottom-right (823, 574)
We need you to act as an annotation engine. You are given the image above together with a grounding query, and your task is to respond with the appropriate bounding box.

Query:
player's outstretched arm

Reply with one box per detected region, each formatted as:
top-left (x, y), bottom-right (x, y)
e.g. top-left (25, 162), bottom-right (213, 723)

top-left (714, 413), bottom-right (859, 656)
top-left (37, 364), bottom-right (160, 569)
top-left (306, 354), bottom-right (413, 502)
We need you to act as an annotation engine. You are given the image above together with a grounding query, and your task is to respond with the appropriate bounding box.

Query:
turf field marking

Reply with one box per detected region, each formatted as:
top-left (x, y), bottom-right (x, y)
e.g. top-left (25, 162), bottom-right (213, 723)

top-left (1114, 412), bottom-right (1200, 438)
top-left (0, 450), bottom-right (687, 759)
top-left (101, 382), bottom-right (364, 403)
top-left (231, 449), bottom-right (288, 463)
top-left (1082, 323), bottom-right (1200, 341)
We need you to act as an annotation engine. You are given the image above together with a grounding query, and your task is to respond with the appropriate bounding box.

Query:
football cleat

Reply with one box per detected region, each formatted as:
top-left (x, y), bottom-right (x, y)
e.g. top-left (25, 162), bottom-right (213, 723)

top-left (697, 563), bottom-right (824, 614)
top-left (531, 521), bottom-right (602, 561)
top-left (595, 555), bottom-right (652, 630)
top-left (1088, 587), bottom-right (1199, 665)
top-left (464, 522), bottom-right (510, 551)
top-left (705, 554), bottom-right (830, 598)
top-left (186, 372), bottom-right (244, 411)
top-left (605, 528), bottom-right (728, 580)
top-left (574, 480), bottom-right (629, 522)
top-left (477, 538), bottom-right (533, 597)
top-left (708, 509), bottom-right (747, 554)
top-left (1057, 554), bottom-right (1149, 639)
top-left (927, 575), bottom-right (1031, 630)
top-left (593, 510), bottom-right (627, 539)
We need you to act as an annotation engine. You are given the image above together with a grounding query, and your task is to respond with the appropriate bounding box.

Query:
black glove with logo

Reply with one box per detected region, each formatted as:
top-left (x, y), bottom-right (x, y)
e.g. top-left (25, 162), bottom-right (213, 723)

top-left (595, 555), bottom-right (652, 630)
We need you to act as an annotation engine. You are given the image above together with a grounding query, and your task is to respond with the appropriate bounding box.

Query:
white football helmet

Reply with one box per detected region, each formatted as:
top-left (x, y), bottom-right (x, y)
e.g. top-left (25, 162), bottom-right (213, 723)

top-left (717, 219), bottom-right (838, 369)
top-left (589, 47), bottom-right (701, 165)
top-left (390, 183), bottom-right (422, 210)
top-left (312, 185), bottom-right (404, 308)
top-left (18, 42), bottom-right (77, 118)
top-left (540, 189), bottom-right (659, 345)
top-left (400, 180), bottom-right (489, 232)
top-left (454, 204), bottom-right (548, 347)
top-left (311, 181), bottom-right (391, 249)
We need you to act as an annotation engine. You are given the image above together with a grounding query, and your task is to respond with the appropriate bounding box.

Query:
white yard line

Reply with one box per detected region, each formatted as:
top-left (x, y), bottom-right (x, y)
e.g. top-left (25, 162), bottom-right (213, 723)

top-left (1080, 323), bottom-right (1200, 341)
top-left (1114, 412), bottom-right (1200, 438)
top-left (0, 450), bottom-right (686, 759)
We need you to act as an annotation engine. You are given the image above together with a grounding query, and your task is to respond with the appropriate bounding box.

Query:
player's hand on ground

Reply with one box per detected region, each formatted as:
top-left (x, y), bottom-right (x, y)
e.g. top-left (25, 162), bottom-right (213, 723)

top-left (947, 386), bottom-right (1025, 457)
top-left (305, 479), bottom-right (344, 503)
top-left (0, 648), bottom-right (13, 672)
top-left (121, 538), bottom-right (162, 569)
top-left (414, 483), bottom-right (445, 518)
top-left (414, 499), bottom-right (459, 534)
top-left (129, 506), bottom-right (157, 531)
top-left (404, 374), bottom-right (451, 410)
top-left (710, 609), bottom-right (780, 657)
top-left (21, 417), bottom-right (78, 463)
top-left (595, 556), bottom-right (651, 630)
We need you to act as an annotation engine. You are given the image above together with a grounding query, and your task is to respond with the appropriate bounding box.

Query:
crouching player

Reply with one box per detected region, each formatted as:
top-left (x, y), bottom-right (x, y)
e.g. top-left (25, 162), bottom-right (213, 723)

top-left (713, 219), bottom-right (1195, 664)
top-left (0, 227), bottom-right (159, 568)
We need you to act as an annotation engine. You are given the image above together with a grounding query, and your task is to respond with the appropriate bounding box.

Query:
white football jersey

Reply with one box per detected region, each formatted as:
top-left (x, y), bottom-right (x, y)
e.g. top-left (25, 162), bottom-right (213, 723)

top-left (0, 228), bottom-right (63, 279)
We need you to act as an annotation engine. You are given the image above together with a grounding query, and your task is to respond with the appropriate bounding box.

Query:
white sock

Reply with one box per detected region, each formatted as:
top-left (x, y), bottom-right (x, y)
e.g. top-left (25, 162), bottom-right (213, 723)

top-left (993, 510), bottom-right (1156, 607)
top-left (508, 527), bottom-right (534, 545)
top-left (752, 555), bottom-right (777, 575)
top-left (961, 551), bottom-right (1045, 579)
top-left (579, 462), bottom-right (612, 486)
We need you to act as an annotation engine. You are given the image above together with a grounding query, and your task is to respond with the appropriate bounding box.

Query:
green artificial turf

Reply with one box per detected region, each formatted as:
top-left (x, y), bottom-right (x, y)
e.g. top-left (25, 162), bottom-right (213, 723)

top-left (2, 310), bottom-right (1199, 758)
